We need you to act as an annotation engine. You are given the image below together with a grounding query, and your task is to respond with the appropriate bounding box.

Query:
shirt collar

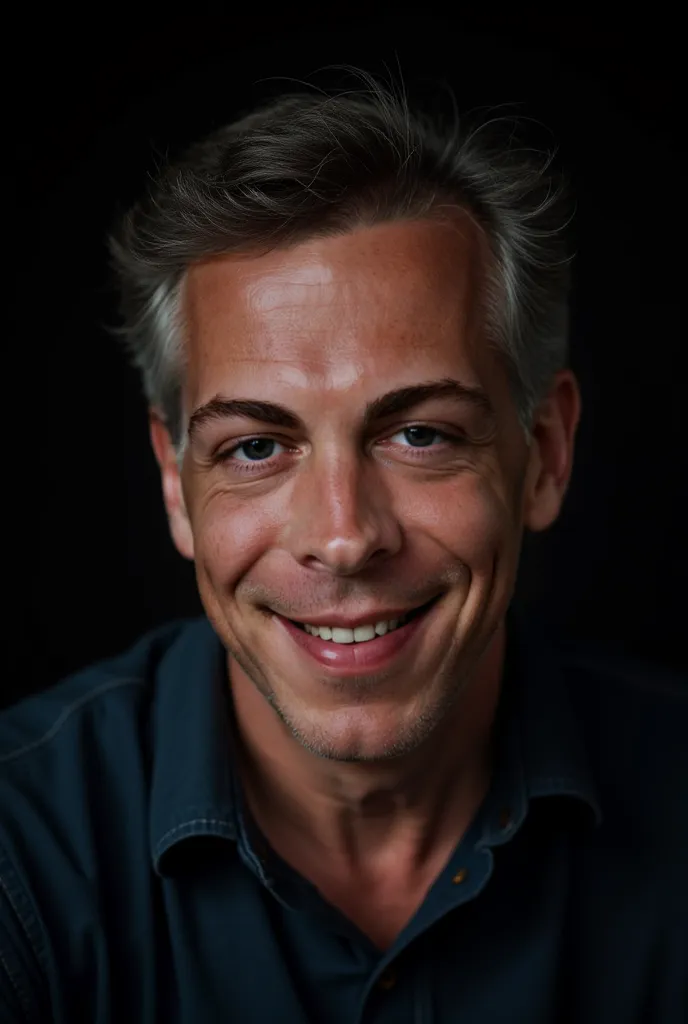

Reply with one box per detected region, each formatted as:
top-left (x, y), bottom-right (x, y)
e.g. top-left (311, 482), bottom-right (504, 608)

top-left (149, 610), bottom-right (602, 876)
top-left (149, 617), bottom-right (238, 876)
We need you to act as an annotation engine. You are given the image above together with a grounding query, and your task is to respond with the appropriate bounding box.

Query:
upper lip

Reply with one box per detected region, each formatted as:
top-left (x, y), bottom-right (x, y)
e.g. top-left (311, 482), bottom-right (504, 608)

top-left (275, 599), bottom-right (436, 629)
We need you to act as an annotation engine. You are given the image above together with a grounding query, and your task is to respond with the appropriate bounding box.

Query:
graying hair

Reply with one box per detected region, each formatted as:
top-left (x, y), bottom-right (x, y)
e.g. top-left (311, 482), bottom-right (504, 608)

top-left (109, 72), bottom-right (572, 455)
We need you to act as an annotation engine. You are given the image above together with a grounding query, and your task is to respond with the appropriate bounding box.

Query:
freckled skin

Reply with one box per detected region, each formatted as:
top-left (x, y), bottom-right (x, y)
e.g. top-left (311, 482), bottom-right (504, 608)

top-left (150, 214), bottom-right (579, 821)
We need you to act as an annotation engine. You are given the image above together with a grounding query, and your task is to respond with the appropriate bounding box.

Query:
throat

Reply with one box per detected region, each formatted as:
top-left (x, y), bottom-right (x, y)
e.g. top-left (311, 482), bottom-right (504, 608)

top-left (309, 866), bottom-right (439, 951)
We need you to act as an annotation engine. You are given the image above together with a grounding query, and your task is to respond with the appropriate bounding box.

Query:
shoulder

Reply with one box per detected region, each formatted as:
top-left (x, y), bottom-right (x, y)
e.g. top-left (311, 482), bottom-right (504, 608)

top-left (559, 643), bottom-right (687, 745)
top-left (0, 619), bottom-right (210, 1016)
top-left (0, 617), bottom-right (208, 925)
top-left (560, 641), bottom-right (687, 700)
top-left (558, 643), bottom-right (687, 852)
top-left (0, 619), bottom-right (193, 768)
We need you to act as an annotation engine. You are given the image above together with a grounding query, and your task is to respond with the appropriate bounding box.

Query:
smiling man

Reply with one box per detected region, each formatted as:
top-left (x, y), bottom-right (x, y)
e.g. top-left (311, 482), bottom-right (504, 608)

top-left (1, 77), bottom-right (686, 1023)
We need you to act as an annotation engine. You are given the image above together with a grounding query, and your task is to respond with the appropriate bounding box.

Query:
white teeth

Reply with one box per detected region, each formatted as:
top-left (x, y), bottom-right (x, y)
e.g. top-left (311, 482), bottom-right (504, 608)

top-left (302, 615), bottom-right (408, 644)
top-left (353, 625), bottom-right (376, 642)
top-left (331, 627), bottom-right (355, 644)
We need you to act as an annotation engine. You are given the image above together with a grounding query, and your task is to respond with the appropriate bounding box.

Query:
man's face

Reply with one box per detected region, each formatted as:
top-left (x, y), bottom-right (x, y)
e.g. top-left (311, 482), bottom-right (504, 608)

top-left (153, 216), bottom-right (577, 761)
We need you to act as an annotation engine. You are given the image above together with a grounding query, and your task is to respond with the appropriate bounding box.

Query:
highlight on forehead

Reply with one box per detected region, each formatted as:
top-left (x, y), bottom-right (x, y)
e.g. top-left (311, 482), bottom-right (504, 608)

top-left (183, 213), bottom-right (487, 338)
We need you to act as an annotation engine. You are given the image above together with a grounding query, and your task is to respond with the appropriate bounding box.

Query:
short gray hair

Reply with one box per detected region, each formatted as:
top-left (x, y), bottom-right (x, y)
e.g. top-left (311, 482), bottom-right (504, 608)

top-left (109, 72), bottom-right (572, 453)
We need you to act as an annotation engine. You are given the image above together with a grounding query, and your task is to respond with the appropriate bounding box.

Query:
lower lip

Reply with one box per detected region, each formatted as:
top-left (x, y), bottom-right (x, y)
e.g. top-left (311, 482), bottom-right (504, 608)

top-left (274, 604), bottom-right (435, 675)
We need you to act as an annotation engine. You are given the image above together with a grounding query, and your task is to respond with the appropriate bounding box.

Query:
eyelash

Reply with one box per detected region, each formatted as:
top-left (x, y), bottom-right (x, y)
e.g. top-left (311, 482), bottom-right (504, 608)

top-left (216, 426), bottom-right (466, 474)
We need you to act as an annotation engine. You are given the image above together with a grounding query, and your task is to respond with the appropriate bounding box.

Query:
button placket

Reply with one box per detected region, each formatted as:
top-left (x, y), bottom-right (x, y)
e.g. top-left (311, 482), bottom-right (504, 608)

top-left (498, 806), bottom-right (514, 831)
top-left (377, 966), bottom-right (398, 991)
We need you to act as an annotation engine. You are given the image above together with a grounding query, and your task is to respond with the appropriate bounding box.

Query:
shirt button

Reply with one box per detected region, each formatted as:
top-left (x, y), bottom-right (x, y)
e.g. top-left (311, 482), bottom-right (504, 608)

top-left (378, 968), bottom-right (398, 990)
top-left (451, 867), bottom-right (469, 884)
top-left (499, 806), bottom-right (513, 830)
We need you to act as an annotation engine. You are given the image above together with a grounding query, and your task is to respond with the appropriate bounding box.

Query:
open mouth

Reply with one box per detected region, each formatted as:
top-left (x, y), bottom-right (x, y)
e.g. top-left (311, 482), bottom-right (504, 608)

top-left (287, 597), bottom-right (439, 645)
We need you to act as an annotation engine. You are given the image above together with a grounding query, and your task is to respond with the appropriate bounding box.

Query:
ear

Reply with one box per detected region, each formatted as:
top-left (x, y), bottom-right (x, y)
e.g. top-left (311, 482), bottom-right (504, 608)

top-left (149, 408), bottom-right (195, 560)
top-left (522, 369), bottom-right (581, 533)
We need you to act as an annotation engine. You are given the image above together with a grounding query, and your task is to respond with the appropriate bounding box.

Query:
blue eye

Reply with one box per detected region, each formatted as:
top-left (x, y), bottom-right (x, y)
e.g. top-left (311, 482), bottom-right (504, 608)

top-left (231, 438), bottom-right (282, 462)
top-left (392, 426), bottom-right (443, 447)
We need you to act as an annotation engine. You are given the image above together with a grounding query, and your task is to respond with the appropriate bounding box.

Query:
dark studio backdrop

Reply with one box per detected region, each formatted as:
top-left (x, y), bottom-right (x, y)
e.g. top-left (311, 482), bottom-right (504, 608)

top-left (11, 10), bottom-right (685, 710)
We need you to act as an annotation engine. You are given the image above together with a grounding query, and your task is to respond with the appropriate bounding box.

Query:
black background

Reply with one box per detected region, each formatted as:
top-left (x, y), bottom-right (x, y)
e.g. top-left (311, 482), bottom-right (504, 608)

top-left (11, 9), bottom-right (685, 709)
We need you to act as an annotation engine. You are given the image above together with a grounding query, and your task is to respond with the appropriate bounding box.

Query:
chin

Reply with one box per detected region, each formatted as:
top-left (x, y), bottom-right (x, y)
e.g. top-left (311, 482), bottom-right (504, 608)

top-left (272, 698), bottom-right (446, 763)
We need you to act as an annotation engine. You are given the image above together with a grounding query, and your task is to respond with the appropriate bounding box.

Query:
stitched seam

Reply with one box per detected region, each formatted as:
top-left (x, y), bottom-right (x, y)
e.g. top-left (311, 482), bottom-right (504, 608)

top-left (0, 941), bottom-right (31, 1018)
top-left (0, 677), bottom-right (146, 764)
top-left (0, 858), bottom-right (45, 974)
top-left (0, 861), bottom-right (42, 1020)
top-left (155, 817), bottom-right (235, 853)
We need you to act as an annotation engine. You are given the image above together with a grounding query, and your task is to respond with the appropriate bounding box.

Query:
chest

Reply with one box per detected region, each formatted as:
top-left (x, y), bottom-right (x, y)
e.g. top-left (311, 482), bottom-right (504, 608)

top-left (312, 874), bottom-right (437, 950)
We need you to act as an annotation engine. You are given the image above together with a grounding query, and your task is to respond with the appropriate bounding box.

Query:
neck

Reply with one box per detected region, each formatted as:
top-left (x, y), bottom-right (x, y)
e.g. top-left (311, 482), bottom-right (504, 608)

top-left (229, 623), bottom-right (506, 881)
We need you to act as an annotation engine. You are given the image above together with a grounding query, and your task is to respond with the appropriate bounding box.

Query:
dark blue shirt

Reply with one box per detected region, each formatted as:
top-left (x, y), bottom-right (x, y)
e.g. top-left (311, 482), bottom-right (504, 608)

top-left (1, 614), bottom-right (686, 1023)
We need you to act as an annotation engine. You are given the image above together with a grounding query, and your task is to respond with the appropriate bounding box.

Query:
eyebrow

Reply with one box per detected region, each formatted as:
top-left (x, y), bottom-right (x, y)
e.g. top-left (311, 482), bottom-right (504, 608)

top-left (187, 378), bottom-right (495, 443)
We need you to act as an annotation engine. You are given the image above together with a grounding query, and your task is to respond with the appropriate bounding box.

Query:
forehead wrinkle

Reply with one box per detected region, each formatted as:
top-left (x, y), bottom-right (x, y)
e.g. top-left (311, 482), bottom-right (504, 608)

top-left (184, 218), bottom-right (489, 411)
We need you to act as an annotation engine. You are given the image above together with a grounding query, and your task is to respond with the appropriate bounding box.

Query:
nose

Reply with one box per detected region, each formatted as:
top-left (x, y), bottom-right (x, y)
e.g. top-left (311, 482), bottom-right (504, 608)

top-left (283, 449), bottom-right (402, 575)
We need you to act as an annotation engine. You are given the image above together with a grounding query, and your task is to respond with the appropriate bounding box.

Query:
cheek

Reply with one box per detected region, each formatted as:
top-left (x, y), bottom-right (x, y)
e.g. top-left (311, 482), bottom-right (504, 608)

top-left (192, 493), bottom-right (281, 587)
top-left (403, 476), bottom-right (514, 570)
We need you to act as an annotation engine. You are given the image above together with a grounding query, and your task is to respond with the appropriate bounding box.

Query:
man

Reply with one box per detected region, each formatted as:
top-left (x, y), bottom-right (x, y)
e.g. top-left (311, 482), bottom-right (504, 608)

top-left (2, 74), bottom-right (686, 1023)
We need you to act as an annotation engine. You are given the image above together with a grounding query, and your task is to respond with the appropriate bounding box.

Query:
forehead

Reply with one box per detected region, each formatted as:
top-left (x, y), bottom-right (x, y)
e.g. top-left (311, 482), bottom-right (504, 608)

top-left (182, 216), bottom-right (491, 405)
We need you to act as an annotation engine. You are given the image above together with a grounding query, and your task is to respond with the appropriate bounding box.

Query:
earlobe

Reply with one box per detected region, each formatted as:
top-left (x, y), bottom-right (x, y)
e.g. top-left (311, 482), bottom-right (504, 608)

top-left (521, 370), bottom-right (581, 534)
top-left (523, 467), bottom-right (564, 533)
top-left (149, 410), bottom-right (195, 561)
